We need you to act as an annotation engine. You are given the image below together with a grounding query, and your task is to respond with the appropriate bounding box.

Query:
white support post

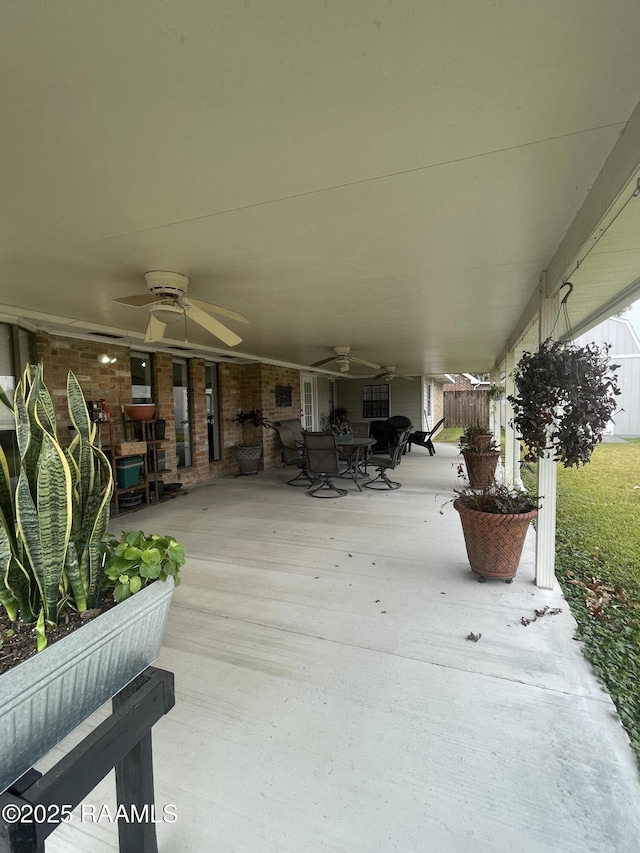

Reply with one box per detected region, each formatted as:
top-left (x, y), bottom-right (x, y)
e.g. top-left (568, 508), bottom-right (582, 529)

top-left (489, 368), bottom-right (504, 483)
top-left (503, 348), bottom-right (522, 490)
top-left (535, 287), bottom-right (560, 589)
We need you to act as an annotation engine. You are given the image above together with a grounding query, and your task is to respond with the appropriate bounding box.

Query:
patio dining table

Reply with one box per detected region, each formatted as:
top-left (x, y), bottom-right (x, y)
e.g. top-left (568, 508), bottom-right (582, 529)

top-left (337, 436), bottom-right (375, 491)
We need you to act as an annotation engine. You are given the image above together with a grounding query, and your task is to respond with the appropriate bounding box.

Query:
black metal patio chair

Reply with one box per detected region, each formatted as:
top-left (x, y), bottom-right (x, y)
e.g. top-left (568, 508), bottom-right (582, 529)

top-left (272, 420), bottom-right (313, 486)
top-left (302, 431), bottom-right (348, 498)
top-left (407, 417), bottom-right (445, 456)
top-left (363, 427), bottom-right (412, 490)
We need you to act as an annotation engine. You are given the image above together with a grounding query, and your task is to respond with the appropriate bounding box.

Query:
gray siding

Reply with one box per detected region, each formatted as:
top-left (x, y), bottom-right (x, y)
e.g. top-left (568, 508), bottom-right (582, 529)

top-left (335, 377), bottom-right (421, 427)
top-left (575, 317), bottom-right (640, 435)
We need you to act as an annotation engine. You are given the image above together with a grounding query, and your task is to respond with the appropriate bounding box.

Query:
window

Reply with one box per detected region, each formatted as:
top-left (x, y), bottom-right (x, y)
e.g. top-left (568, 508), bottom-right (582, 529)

top-left (173, 359), bottom-right (192, 468)
top-left (130, 352), bottom-right (153, 403)
top-left (362, 384), bottom-right (390, 419)
top-left (425, 381), bottom-right (432, 418)
top-left (205, 363), bottom-right (221, 461)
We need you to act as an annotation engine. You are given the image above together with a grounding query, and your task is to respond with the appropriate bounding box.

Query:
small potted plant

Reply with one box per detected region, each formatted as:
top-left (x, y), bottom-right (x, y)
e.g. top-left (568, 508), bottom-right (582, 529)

top-left (509, 338), bottom-right (621, 468)
top-left (452, 484), bottom-right (540, 583)
top-left (329, 407), bottom-right (353, 443)
top-left (231, 408), bottom-right (271, 475)
top-left (0, 364), bottom-right (185, 793)
top-left (460, 425), bottom-right (499, 488)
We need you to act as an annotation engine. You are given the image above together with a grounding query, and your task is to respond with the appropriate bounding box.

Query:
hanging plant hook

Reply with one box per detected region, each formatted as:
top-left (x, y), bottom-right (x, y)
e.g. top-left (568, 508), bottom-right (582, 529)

top-left (560, 281), bottom-right (574, 305)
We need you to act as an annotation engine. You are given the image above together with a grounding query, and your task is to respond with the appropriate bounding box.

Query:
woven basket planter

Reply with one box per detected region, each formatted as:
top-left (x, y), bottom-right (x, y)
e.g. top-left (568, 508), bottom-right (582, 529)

top-left (461, 449), bottom-right (499, 488)
top-left (454, 500), bottom-right (537, 581)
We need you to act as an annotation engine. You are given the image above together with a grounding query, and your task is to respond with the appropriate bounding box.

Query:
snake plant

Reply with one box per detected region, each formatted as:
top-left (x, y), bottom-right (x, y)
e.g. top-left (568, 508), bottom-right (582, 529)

top-left (0, 364), bottom-right (113, 648)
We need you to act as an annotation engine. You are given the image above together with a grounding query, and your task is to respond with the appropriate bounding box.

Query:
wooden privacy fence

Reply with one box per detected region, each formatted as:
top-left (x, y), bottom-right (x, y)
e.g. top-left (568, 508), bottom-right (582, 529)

top-left (444, 390), bottom-right (489, 427)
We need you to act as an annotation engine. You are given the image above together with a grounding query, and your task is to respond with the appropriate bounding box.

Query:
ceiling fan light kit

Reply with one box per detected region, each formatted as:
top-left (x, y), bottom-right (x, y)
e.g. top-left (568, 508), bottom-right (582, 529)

top-left (372, 366), bottom-right (414, 382)
top-left (311, 346), bottom-right (381, 374)
top-left (150, 303), bottom-right (184, 324)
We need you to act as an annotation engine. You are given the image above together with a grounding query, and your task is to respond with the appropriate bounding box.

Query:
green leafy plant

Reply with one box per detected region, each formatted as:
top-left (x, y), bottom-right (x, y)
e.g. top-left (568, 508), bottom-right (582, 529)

top-left (509, 338), bottom-right (621, 467)
top-left (461, 424), bottom-right (496, 452)
top-left (488, 383), bottom-right (506, 402)
top-left (103, 530), bottom-right (185, 603)
top-left (452, 483), bottom-right (540, 515)
top-left (0, 365), bottom-right (113, 648)
top-left (231, 409), bottom-right (271, 446)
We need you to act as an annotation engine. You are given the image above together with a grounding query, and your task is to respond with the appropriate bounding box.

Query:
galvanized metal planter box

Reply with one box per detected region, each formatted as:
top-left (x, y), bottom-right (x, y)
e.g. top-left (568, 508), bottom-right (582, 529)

top-left (0, 578), bottom-right (174, 794)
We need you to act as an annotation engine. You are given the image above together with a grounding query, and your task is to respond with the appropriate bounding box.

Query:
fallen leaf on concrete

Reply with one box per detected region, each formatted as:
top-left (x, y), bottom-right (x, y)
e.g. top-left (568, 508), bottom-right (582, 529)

top-left (466, 632), bottom-right (482, 642)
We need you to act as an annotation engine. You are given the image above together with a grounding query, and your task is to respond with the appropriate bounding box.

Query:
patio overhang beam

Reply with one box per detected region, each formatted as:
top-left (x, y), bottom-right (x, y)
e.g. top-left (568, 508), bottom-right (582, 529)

top-left (496, 97), bottom-right (640, 371)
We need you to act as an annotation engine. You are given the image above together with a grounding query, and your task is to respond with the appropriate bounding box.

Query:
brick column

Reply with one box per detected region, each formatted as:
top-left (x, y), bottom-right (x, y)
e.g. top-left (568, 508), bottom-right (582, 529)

top-left (152, 352), bottom-right (177, 480)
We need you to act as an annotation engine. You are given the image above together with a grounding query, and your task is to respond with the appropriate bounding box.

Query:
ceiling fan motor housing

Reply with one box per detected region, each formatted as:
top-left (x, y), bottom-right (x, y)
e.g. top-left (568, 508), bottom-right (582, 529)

top-left (144, 270), bottom-right (189, 296)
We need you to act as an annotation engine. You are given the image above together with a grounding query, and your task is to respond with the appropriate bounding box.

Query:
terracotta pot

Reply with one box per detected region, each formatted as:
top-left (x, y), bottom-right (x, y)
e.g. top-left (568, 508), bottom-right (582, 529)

top-left (454, 500), bottom-right (537, 582)
top-left (461, 449), bottom-right (499, 488)
top-left (465, 432), bottom-right (493, 451)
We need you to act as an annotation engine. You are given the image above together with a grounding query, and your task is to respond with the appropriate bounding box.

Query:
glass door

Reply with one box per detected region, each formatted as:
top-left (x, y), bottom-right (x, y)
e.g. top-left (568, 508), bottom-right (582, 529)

top-left (301, 376), bottom-right (317, 430)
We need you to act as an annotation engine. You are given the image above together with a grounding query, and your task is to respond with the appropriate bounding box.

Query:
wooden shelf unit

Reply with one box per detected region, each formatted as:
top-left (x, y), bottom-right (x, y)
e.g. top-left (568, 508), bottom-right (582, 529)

top-left (100, 423), bottom-right (150, 516)
top-left (128, 419), bottom-right (167, 506)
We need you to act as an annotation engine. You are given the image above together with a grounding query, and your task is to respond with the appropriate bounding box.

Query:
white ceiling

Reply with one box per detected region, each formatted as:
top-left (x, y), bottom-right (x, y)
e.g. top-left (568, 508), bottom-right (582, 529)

top-left (2, 1), bottom-right (640, 376)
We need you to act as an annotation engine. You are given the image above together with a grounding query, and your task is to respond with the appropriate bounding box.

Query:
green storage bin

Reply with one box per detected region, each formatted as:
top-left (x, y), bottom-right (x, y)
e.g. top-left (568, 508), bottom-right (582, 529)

top-left (115, 456), bottom-right (143, 489)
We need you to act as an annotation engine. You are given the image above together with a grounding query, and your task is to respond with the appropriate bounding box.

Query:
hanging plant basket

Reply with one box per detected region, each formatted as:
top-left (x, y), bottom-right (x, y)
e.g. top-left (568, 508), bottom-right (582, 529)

top-left (508, 338), bottom-right (621, 468)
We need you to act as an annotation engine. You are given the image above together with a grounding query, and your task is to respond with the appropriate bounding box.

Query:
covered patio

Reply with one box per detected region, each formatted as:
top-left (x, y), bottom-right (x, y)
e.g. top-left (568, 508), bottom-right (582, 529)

top-left (41, 444), bottom-right (640, 852)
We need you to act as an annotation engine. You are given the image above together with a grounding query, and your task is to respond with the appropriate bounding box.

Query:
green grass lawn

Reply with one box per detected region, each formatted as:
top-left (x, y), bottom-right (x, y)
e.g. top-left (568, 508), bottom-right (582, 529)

top-left (523, 443), bottom-right (640, 759)
top-left (433, 426), bottom-right (464, 443)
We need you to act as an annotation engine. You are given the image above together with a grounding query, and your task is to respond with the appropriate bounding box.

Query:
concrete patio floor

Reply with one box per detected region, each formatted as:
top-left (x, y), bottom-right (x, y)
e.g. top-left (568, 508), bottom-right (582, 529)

top-left (42, 442), bottom-right (640, 852)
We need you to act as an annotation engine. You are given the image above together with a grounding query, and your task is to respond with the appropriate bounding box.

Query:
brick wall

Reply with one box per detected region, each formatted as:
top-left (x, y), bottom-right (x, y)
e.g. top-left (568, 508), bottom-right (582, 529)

top-left (432, 381), bottom-right (445, 429)
top-left (444, 374), bottom-right (476, 392)
top-left (151, 352), bottom-right (177, 480)
top-left (35, 332), bottom-right (132, 446)
top-left (259, 365), bottom-right (301, 469)
top-left (33, 332), bottom-right (303, 486)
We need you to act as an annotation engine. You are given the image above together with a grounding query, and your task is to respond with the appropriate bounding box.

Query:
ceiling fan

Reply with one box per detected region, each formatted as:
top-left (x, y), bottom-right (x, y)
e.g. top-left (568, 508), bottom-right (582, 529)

top-left (114, 271), bottom-right (249, 346)
top-left (310, 346), bottom-right (381, 374)
top-left (372, 366), bottom-right (414, 382)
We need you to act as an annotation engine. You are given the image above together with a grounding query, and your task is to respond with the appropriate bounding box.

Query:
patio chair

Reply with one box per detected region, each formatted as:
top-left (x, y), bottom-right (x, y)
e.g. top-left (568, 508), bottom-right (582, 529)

top-left (349, 420), bottom-right (371, 438)
top-left (407, 417), bottom-right (445, 455)
top-left (364, 427), bottom-right (412, 490)
top-left (387, 416), bottom-right (413, 454)
top-left (302, 431), bottom-right (348, 499)
top-left (273, 420), bottom-right (313, 486)
top-left (387, 415), bottom-right (412, 431)
top-left (369, 420), bottom-right (398, 453)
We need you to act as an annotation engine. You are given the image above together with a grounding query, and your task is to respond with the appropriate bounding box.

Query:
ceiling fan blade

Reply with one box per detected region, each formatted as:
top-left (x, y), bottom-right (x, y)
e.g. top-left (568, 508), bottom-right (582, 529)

top-left (310, 357), bottom-right (337, 367)
top-left (115, 293), bottom-right (161, 307)
top-left (144, 314), bottom-right (166, 343)
top-left (188, 298), bottom-right (249, 325)
top-left (187, 304), bottom-right (242, 347)
top-left (349, 356), bottom-right (382, 370)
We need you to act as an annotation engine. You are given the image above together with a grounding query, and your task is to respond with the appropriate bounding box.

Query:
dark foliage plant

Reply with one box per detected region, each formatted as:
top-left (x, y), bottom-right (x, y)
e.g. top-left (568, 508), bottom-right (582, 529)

top-left (231, 409), bottom-right (271, 445)
top-left (508, 338), bottom-right (621, 468)
top-left (453, 484), bottom-right (540, 515)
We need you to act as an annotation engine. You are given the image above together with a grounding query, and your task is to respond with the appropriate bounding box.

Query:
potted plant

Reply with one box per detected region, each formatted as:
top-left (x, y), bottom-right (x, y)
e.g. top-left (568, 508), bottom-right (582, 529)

top-left (452, 484), bottom-right (540, 583)
top-left (231, 408), bottom-right (271, 475)
top-left (329, 407), bottom-right (353, 444)
top-left (0, 365), bottom-right (185, 793)
top-left (460, 425), bottom-right (499, 488)
top-left (508, 338), bottom-right (621, 467)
